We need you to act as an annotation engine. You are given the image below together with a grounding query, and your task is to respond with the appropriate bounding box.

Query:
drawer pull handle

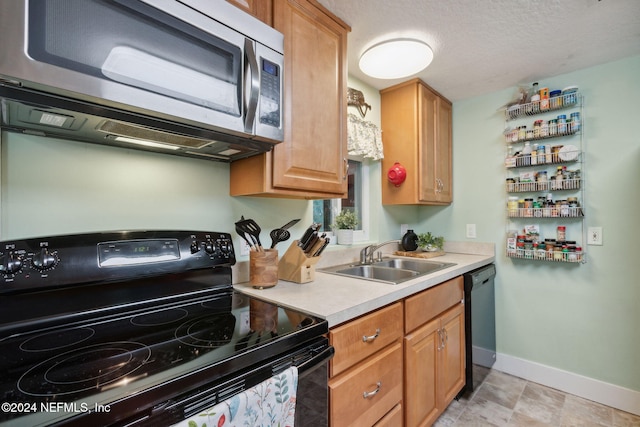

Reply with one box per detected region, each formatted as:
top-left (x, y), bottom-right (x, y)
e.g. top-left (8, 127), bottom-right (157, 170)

top-left (363, 382), bottom-right (381, 399)
top-left (362, 328), bottom-right (380, 343)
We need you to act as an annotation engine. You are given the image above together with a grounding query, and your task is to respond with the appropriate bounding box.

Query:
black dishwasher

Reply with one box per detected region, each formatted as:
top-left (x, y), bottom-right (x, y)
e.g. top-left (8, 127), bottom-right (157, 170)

top-left (463, 264), bottom-right (497, 393)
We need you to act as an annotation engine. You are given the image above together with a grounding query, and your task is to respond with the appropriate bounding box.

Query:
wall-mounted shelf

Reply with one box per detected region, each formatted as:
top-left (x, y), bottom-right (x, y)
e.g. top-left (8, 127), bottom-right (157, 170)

top-left (503, 89), bottom-right (585, 264)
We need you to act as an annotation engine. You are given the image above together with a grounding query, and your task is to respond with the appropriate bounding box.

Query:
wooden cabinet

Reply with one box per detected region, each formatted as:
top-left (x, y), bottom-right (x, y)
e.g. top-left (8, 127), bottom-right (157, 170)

top-left (374, 403), bottom-right (403, 427)
top-left (329, 302), bottom-right (403, 426)
top-left (404, 277), bottom-right (465, 427)
top-left (230, 0), bottom-right (350, 199)
top-left (329, 342), bottom-right (403, 427)
top-left (327, 277), bottom-right (465, 426)
top-left (225, 0), bottom-right (273, 24)
top-left (380, 78), bottom-right (453, 205)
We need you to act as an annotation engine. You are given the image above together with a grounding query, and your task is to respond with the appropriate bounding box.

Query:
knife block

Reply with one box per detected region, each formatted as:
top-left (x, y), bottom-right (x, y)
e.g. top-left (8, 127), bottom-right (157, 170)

top-left (278, 240), bottom-right (321, 283)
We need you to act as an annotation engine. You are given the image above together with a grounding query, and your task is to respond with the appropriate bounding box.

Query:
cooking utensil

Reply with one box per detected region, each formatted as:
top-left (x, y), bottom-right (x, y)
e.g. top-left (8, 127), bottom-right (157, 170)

top-left (268, 218), bottom-right (300, 249)
top-left (269, 228), bottom-right (291, 249)
top-left (235, 223), bottom-right (257, 251)
top-left (235, 216), bottom-right (263, 251)
top-left (278, 218), bottom-right (301, 231)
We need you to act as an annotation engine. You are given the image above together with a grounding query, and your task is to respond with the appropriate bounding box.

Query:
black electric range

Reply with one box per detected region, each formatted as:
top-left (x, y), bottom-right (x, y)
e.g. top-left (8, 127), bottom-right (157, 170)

top-left (0, 230), bottom-right (331, 426)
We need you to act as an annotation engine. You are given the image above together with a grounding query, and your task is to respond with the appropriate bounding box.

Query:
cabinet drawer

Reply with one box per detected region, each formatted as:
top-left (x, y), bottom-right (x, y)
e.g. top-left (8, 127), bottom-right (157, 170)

top-left (374, 402), bottom-right (403, 427)
top-left (329, 342), bottom-right (403, 427)
top-left (405, 276), bottom-right (463, 333)
top-left (329, 302), bottom-right (403, 376)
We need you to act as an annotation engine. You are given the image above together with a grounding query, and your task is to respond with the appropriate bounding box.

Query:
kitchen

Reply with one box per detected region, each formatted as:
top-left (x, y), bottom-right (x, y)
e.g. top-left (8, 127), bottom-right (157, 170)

top-left (1, 0), bottom-right (639, 426)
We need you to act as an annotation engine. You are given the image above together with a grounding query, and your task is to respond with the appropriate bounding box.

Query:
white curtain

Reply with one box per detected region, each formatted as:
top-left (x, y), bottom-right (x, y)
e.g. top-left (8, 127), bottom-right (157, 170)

top-left (347, 113), bottom-right (384, 161)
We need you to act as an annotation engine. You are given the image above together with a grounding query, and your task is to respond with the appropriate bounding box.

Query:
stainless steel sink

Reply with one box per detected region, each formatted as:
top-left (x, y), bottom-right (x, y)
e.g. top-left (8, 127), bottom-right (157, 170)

top-left (319, 258), bottom-right (456, 284)
top-left (371, 258), bottom-right (455, 274)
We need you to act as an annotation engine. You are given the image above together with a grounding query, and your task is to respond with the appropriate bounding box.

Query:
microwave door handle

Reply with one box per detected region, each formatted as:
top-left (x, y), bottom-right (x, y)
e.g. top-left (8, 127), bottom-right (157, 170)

top-left (244, 38), bottom-right (260, 134)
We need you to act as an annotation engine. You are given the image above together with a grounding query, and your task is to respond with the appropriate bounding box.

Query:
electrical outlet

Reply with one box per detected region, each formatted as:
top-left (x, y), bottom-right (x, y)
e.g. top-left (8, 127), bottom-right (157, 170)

top-left (400, 224), bottom-right (408, 236)
top-left (466, 224), bottom-right (477, 239)
top-left (240, 311), bottom-right (251, 334)
top-left (588, 227), bottom-right (603, 245)
top-left (240, 241), bottom-right (251, 256)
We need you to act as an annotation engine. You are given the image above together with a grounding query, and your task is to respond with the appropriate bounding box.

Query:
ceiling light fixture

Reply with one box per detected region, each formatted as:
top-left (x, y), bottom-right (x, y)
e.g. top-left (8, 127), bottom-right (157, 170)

top-left (359, 39), bottom-right (433, 79)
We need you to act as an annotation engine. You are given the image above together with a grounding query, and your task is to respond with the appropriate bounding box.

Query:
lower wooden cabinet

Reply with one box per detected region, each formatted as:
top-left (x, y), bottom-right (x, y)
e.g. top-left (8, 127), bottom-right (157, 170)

top-left (374, 403), bottom-right (403, 427)
top-left (404, 277), bottom-right (465, 427)
top-left (329, 342), bottom-right (403, 427)
top-left (404, 304), bottom-right (465, 426)
top-left (327, 277), bottom-right (465, 426)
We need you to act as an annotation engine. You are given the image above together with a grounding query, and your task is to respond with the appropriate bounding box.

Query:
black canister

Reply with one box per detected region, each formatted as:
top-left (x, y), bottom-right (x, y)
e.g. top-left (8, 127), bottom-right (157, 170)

top-left (401, 229), bottom-right (418, 251)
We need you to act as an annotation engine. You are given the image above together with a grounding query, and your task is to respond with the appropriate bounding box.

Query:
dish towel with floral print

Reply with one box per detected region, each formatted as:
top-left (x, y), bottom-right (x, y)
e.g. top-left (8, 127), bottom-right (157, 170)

top-left (172, 366), bottom-right (298, 427)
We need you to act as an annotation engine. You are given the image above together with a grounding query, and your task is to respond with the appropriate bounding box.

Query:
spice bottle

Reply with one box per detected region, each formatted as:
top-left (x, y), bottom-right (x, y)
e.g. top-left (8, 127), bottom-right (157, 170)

top-left (557, 226), bottom-right (566, 242)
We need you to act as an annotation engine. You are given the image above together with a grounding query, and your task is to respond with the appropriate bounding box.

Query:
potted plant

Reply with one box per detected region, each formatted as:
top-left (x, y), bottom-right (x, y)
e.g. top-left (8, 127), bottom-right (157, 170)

top-left (417, 232), bottom-right (445, 252)
top-left (333, 209), bottom-right (358, 245)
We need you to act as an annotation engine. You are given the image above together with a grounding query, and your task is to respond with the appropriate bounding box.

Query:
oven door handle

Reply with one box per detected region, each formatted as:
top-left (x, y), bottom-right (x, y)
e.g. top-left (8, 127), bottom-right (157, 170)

top-left (297, 345), bottom-right (334, 377)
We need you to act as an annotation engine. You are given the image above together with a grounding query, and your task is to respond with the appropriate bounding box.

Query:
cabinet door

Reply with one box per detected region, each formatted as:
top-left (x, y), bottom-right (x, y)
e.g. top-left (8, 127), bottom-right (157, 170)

top-left (418, 83), bottom-right (439, 203)
top-left (225, 0), bottom-right (273, 24)
top-left (271, 0), bottom-right (348, 194)
top-left (418, 85), bottom-right (453, 204)
top-left (404, 317), bottom-right (439, 427)
top-left (438, 303), bottom-right (465, 409)
top-left (435, 97), bottom-right (453, 202)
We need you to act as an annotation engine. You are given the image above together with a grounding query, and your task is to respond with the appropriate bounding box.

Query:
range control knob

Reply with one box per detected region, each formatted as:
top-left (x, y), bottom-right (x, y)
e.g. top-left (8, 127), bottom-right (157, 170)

top-left (31, 248), bottom-right (58, 271)
top-left (0, 251), bottom-right (24, 275)
top-left (204, 241), bottom-right (216, 255)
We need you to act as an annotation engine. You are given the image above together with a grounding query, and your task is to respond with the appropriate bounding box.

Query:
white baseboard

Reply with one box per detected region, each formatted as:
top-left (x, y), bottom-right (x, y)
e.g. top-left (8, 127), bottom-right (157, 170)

top-left (493, 352), bottom-right (640, 416)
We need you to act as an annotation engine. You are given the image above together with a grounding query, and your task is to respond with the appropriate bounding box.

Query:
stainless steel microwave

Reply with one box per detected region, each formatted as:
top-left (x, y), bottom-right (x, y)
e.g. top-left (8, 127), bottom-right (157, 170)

top-left (0, 0), bottom-right (284, 161)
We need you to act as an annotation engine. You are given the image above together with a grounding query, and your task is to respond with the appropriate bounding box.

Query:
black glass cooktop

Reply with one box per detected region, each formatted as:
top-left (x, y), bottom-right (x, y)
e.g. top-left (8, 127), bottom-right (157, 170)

top-left (0, 291), bottom-right (324, 426)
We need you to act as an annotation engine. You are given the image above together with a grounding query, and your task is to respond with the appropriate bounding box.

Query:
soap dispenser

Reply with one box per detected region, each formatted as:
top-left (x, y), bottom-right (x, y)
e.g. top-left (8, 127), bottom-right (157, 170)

top-left (401, 229), bottom-right (418, 251)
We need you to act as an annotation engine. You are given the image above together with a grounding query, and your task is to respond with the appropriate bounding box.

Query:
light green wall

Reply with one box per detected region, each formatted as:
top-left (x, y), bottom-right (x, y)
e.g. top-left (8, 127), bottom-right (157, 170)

top-left (0, 136), bottom-right (312, 252)
top-left (418, 54), bottom-right (640, 392)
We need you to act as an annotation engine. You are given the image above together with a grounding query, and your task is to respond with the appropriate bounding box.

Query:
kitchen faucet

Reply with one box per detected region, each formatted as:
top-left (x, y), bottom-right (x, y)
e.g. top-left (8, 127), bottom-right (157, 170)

top-left (360, 240), bottom-right (401, 264)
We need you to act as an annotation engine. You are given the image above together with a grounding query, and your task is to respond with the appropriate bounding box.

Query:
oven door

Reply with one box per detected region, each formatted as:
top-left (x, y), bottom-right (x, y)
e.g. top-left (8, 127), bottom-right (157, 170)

top-left (125, 338), bottom-right (333, 427)
top-left (0, 0), bottom-right (283, 142)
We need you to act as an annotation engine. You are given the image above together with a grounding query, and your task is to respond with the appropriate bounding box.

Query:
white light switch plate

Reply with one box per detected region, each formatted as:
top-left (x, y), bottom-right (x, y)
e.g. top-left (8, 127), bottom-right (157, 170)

top-left (588, 227), bottom-right (603, 245)
top-left (466, 224), bottom-right (477, 238)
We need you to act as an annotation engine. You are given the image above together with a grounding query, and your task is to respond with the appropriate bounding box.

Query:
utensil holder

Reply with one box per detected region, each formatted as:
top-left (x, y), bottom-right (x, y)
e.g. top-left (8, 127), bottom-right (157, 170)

top-left (278, 240), bottom-right (321, 284)
top-left (249, 249), bottom-right (279, 289)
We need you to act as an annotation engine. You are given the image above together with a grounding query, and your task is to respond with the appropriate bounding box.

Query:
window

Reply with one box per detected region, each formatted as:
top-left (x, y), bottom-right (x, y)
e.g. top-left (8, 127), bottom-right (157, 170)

top-left (312, 159), bottom-right (369, 242)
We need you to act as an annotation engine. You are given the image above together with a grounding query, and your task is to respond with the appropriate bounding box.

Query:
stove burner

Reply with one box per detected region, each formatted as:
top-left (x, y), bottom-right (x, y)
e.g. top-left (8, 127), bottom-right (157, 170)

top-left (18, 341), bottom-right (151, 397)
top-left (20, 327), bottom-right (95, 352)
top-left (131, 307), bottom-right (189, 326)
top-left (175, 313), bottom-right (236, 348)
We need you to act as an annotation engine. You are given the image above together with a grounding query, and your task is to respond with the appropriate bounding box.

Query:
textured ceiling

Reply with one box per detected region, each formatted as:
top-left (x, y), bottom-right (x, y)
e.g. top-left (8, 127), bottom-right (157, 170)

top-left (316, 0), bottom-right (640, 101)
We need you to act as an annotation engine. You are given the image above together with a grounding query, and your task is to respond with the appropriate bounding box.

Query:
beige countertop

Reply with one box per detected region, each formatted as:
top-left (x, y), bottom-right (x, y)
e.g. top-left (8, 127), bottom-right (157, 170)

top-left (233, 241), bottom-right (495, 328)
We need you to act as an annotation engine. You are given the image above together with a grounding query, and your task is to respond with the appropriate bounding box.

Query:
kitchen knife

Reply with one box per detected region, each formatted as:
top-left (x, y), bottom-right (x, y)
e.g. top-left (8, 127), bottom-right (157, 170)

top-left (301, 231), bottom-right (319, 253)
top-left (312, 238), bottom-right (330, 257)
top-left (298, 223), bottom-right (319, 248)
top-left (307, 234), bottom-right (326, 257)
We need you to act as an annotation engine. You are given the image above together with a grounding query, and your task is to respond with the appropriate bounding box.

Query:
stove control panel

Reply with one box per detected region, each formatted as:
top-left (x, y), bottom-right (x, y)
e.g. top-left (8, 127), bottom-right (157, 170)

top-left (0, 230), bottom-right (235, 294)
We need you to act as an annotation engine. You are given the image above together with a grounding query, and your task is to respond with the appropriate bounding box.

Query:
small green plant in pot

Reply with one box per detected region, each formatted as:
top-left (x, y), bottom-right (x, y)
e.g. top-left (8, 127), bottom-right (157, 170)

top-left (417, 232), bottom-right (444, 252)
top-left (333, 209), bottom-right (358, 245)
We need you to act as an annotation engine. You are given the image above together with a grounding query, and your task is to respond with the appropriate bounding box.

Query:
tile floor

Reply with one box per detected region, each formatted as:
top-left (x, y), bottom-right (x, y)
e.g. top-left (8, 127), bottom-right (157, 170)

top-left (434, 366), bottom-right (640, 427)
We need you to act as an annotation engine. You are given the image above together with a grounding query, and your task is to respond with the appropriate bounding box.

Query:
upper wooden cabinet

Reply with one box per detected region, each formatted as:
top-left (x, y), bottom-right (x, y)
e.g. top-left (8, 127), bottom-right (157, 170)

top-left (225, 0), bottom-right (273, 24)
top-left (229, 0), bottom-right (350, 199)
top-left (380, 79), bottom-right (453, 205)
